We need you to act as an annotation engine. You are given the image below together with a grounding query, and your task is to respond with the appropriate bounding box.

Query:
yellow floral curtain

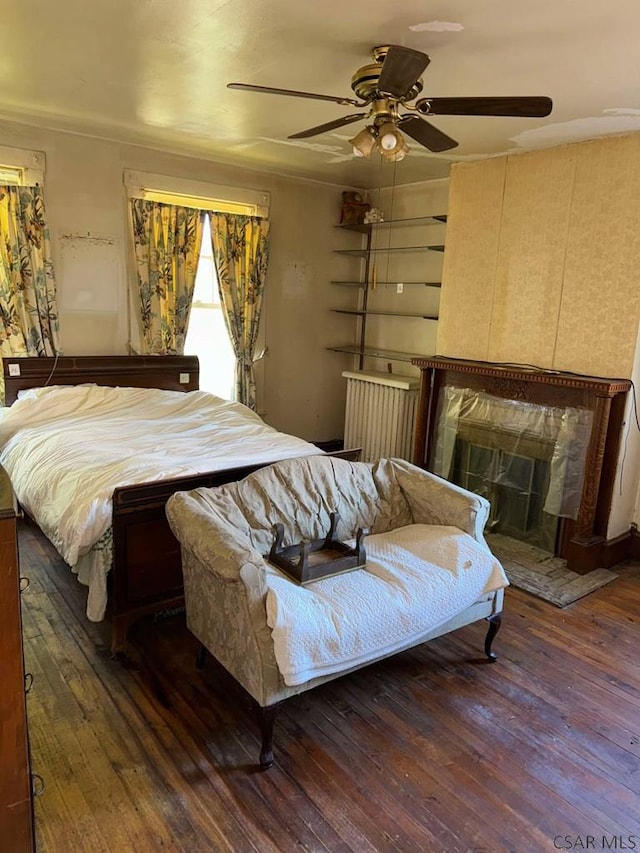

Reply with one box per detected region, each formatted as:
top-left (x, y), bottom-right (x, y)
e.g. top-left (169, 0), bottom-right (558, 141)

top-left (209, 213), bottom-right (270, 410)
top-left (130, 199), bottom-right (204, 354)
top-left (0, 185), bottom-right (61, 402)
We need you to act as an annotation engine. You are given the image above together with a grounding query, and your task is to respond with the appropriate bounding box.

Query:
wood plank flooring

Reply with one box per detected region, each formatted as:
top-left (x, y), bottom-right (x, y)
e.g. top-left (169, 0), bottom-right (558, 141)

top-left (18, 519), bottom-right (640, 853)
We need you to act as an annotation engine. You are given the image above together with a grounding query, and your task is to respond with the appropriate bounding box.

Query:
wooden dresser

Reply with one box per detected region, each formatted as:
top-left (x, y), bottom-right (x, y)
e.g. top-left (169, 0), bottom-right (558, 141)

top-left (0, 466), bottom-right (35, 851)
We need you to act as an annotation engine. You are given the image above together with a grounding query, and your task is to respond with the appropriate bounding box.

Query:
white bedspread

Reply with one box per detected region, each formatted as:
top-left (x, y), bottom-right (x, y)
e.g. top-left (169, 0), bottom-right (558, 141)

top-left (0, 384), bottom-right (320, 619)
top-left (265, 523), bottom-right (508, 686)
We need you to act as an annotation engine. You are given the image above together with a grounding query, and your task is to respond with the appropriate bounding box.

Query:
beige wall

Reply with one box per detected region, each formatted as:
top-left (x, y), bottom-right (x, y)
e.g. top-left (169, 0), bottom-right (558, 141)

top-left (437, 133), bottom-right (640, 536)
top-left (438, 133), bottom-right (640, 379)
top-left (0, 120), bottom-right (349, 441)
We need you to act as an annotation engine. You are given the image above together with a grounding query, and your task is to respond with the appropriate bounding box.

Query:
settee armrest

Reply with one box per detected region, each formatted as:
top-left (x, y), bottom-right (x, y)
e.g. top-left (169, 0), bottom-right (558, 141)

top-left (166, 490), bottom-right (264, 583)
top-left (389, 459), bottom-right (491, 542)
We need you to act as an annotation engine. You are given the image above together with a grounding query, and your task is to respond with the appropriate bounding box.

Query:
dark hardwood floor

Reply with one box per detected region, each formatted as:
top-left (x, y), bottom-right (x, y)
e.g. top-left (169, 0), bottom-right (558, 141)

top-left (18, 519), bottom-right (640, 852)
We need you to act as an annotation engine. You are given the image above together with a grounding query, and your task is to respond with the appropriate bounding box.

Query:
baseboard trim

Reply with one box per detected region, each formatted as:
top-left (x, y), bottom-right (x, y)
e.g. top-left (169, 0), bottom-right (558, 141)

top-left (567, 527), bottom-right (639, 572)
top-left (629, 527), bottom-right (640, 561)
top-left (600, 527), bottom-right (640, 568)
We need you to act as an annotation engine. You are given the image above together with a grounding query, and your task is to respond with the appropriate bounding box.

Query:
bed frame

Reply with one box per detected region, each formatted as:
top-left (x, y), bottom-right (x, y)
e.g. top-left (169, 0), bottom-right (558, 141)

top-left (3, 355), bottom-right (359, 652)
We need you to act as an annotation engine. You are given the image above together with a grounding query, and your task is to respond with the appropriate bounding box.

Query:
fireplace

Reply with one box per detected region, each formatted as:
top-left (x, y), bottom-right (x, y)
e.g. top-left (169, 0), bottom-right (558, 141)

top-left (411, 357), bottom-right (631, 574)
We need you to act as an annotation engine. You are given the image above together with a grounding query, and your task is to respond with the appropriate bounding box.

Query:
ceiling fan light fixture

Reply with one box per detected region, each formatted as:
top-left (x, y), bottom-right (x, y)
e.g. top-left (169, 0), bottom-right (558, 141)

top-left (380, 130), bottom-right (399, 151)
top-left (349, 125), bottom-right (377, 158)
top-left (382, 135), bottom-right (409, 162)
top-left (377, 121), bottom-right (400, 150)
top-left (375, 122), bottom-right (408, 159)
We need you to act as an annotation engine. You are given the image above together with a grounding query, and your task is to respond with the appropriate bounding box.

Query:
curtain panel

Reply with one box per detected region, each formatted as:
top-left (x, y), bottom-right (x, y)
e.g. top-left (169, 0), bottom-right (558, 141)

top-left (130, 199), bottom-right (204, 354)
top-left (209, 213), bottom-right (270, 410)
top-left (0, 184), bottom-right (60, 402)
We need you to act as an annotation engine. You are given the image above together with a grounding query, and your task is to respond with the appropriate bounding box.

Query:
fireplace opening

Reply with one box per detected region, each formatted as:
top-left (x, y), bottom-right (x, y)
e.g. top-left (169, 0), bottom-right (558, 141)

top-left (451, 428), bottom-right (558, 553)
top-left (432, 386), bottom-right (593, 555)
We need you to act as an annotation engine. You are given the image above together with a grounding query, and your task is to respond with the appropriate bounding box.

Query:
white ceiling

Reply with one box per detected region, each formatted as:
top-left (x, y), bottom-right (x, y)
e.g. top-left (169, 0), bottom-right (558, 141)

top-left (3, 0), bottom-right (640, 188)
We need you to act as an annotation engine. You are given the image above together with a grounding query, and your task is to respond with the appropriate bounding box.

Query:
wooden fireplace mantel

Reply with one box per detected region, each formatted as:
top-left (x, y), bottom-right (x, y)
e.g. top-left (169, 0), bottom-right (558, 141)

top-left (411, 356), bottom-right (632, 573)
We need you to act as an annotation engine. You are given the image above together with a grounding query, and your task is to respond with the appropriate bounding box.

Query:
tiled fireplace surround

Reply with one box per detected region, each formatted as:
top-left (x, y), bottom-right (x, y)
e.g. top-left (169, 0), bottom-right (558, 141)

top-left (412, 357), bottom-right (632, 574)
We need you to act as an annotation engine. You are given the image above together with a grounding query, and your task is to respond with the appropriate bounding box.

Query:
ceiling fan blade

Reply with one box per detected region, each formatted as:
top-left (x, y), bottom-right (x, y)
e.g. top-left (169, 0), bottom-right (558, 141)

top-left (398, 116), bottom-right (458, 152)
top-left (377, 46), bottom-right (431, 99)
top-left (288, 114), bottom-right (366, 139)
top-left (416, 96), bottom-right (553, 117)
top-left (227, 82), bottom-right (361, 107)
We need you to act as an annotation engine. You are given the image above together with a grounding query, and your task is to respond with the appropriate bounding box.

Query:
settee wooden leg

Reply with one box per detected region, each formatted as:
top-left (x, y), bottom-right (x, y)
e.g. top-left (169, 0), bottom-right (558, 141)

top-left (484, 614), bottom-right (502, 662)
top-left (195, 643), bottom-right (207, 670)
top-left (259, 703), bottom-right (280, 771)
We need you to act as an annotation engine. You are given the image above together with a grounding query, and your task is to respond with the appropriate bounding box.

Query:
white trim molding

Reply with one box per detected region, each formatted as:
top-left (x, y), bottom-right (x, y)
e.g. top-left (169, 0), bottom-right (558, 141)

top-left (123, 169), bottom-right (270, 217)
top-left (0, 145), bottom-right (46, 185)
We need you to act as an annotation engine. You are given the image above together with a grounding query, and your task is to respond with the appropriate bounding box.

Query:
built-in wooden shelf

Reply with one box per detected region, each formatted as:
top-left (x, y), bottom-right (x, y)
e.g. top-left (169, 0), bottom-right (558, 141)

top-left (328, 345), bottom-right (431, 363)
top-left (336, 215), bottom-right (447, 233)
top-left (334, 245), bottom-right (445, 257)
top-left (331, 214), bottom-right (446, 370)
top-left (330, 281), bottom-right (441, 288)
top-left (331, 309), bottom-right (438, 319)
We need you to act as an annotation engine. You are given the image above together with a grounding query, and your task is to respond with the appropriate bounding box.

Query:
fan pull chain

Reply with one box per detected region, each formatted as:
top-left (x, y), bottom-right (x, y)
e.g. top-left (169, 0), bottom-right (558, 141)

top-left (383, 158), bottom-right (399, 287)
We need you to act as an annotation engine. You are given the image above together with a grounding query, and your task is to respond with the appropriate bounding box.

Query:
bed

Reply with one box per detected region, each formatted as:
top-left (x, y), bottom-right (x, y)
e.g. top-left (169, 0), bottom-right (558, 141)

top-left (1, 355), bottom-right (356, 651)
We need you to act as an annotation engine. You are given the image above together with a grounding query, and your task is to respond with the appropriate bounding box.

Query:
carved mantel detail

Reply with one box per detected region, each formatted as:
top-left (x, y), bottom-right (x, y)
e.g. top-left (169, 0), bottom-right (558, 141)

top-left (486, 378), bottom-right (529, 401)
top-left (411, 357), bottom-right (632, 574)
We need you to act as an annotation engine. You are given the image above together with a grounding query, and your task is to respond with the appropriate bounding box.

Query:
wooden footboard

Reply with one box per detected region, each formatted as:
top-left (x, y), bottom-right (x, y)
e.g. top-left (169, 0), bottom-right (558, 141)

top-left (109, 449), bottom-right (361, 652)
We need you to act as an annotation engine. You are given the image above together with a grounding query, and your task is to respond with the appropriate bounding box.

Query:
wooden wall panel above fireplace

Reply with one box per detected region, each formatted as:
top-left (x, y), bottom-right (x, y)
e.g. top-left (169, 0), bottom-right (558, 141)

top-left (411, 357), bottom-right (631, 574)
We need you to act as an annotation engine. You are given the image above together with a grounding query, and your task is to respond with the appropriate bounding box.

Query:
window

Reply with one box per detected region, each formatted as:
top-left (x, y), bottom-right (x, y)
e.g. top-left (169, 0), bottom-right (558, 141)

top-left (125, 171), bottom-right (269, 401)
top-left (184, 215), bottom-right (236, 400)
top-left (0, 147), bottom-right (45, 186)
top-left (0, 166), bottom-right (23, 185)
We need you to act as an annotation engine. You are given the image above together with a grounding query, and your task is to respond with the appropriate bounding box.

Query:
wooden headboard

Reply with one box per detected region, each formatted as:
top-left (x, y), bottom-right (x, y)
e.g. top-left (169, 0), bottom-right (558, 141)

top-left (3, 355), bottom-right (200, 405)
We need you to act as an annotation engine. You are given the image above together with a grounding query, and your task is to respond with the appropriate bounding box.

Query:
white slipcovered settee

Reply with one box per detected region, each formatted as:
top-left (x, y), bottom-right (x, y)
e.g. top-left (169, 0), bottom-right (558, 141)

top-left (166, 455), bottom-right (508, 769)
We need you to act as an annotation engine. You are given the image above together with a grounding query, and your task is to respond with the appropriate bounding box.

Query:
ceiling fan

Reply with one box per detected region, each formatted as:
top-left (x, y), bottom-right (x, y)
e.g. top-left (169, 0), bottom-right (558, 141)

top-left (228, 45), bottom-right (552, 160)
